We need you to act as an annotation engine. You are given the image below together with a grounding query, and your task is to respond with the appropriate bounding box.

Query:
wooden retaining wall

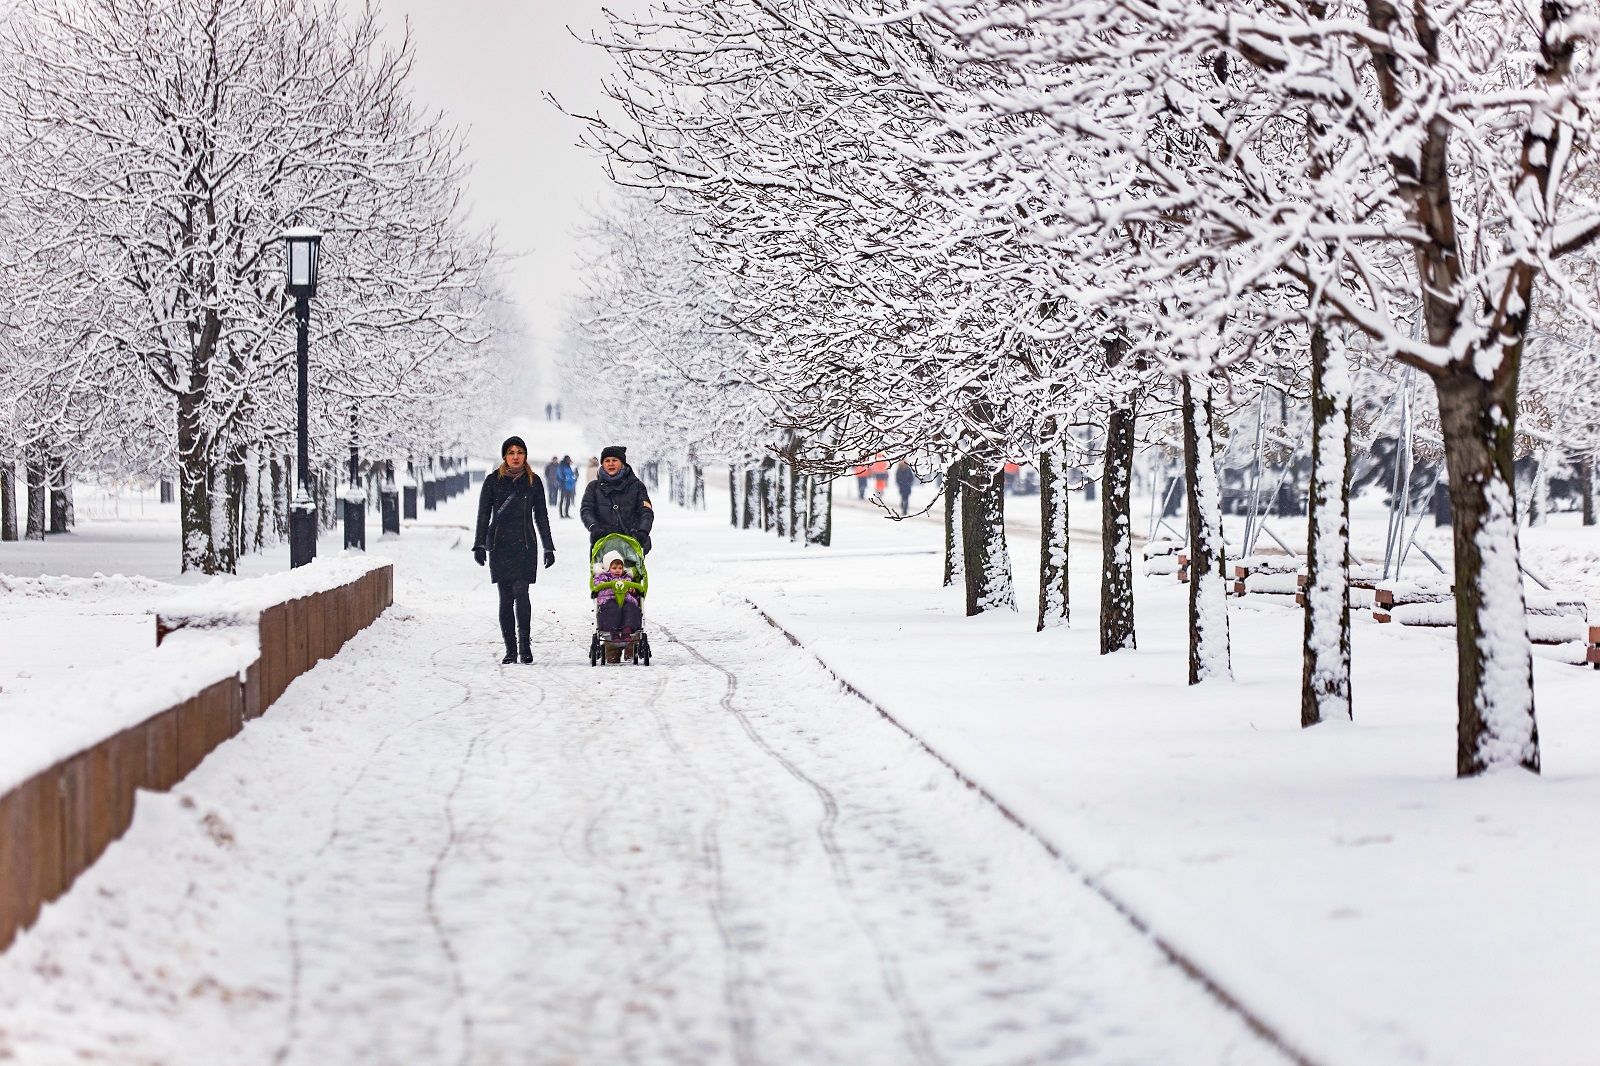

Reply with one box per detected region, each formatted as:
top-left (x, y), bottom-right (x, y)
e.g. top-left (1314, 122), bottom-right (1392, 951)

top-left (0, 565), bottom-right (393, 951)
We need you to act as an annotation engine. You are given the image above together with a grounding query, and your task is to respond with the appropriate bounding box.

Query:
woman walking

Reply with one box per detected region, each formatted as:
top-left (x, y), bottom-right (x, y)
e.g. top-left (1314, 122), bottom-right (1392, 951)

top-left (472, 436), bottom-right (556, 664)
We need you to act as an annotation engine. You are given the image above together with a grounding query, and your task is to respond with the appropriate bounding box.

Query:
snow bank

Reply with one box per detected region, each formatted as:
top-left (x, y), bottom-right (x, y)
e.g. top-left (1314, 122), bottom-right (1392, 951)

top-left (0, 573), bottom-right (173, 604)
top-left (155, 555), bottom-right (392, 631)
top-left (0, 628), bottom-right (257, 797)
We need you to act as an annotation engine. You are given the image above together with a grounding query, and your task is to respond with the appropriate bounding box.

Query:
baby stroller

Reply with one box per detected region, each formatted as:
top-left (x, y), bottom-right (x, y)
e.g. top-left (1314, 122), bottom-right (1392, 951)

top-left (588, 533), bottom-right (652, 666)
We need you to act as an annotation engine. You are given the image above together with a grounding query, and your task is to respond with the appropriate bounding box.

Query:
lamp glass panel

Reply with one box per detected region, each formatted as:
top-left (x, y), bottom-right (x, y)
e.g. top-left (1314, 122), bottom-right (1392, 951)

top-left (289, 242), bottom-right (312, 287)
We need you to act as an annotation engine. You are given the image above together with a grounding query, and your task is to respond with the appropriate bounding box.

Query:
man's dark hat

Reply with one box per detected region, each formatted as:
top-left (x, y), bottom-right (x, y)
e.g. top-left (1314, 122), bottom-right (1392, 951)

top-left (501, 435), bottom-right (527, 457)
top-left (601, 445), bottom-right (627, 462)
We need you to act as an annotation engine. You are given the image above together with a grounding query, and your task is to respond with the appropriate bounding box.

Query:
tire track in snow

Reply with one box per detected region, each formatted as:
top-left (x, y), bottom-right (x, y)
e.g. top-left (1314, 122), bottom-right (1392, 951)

top-left (657, 620), bottom-right (943, 1066)
top-left (276, 631), bottom-right (486, 1066)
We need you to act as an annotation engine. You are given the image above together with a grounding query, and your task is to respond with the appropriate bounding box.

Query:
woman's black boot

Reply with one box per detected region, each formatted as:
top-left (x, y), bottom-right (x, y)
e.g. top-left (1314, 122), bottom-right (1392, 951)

top-left (518, 638), bottom-right (533, 665)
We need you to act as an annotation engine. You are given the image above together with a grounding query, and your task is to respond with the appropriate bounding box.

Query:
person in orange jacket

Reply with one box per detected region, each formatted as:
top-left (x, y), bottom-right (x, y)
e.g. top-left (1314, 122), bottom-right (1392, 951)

top-left (853, 462), bottom-right (871, 499)
top-left (871, 454), bottom-right (889, 495)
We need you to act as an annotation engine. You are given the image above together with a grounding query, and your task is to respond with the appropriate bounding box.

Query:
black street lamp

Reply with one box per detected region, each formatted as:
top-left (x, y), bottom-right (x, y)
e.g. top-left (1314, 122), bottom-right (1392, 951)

top-left (284, 226), bottom-right (322, 568)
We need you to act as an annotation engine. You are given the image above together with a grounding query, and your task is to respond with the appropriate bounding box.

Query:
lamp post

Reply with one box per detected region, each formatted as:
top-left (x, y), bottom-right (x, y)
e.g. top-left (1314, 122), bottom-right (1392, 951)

top-left (284, 226), bottom-right (322, 568)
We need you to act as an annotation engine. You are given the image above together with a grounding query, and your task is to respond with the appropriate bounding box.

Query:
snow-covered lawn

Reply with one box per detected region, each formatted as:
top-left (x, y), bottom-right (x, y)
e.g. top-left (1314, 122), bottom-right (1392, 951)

top-left (730, 483), bottom-right (1600, 1066)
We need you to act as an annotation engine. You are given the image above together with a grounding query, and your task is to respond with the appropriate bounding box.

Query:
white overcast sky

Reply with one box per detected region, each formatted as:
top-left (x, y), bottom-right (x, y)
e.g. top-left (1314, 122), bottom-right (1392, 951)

top-left (375, 0), bottom-right (643, 368)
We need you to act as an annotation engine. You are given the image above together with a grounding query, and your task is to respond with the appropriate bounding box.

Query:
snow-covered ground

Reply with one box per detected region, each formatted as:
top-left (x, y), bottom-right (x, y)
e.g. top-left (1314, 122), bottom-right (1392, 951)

top-left (0, 490), bottom-right (1283, 1065)
top-left (2, 447), bottom-right (1597, 1064)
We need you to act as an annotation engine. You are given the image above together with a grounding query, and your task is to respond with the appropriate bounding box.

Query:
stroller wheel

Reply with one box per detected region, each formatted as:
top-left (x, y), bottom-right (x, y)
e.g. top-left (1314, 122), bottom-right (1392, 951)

top-left (589, 634), bottom-right (601, 667)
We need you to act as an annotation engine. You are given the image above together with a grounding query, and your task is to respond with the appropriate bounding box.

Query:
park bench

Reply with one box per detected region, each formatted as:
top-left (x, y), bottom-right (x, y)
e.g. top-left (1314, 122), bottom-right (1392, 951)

top-left (1231, 556), bottom-right (1300, 602)
top-left (1374, 580), bottom-right (1589, 647)
top-left (1295, 565), bottom-right (1383, 609)
top-left (1143, 539), bottom-right (1182, 579)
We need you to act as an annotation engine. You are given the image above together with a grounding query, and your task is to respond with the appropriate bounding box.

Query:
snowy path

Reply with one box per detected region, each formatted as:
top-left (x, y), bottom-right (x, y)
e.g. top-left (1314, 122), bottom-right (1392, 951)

top-left (0, 522), bottom-right (1283, 1065)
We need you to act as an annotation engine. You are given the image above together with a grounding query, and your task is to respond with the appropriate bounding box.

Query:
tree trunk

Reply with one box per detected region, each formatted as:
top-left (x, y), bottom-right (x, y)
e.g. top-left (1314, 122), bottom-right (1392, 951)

top-left (760, 458), bottom-right (777, 531)
top-left (253, 449), bottom-right (269, 551)
top-left (729, 468), bottom-right (739, 526)
top-left (1100, 405), bottom-right (1137, 654)
top-left (943, 459), bottom-right (963, 587)
top-left (1527, 445), bottom-right (1552, 526)
top-left (47, 450), bottom-right (69, 534)
top-left (693, 465), bottom-right (705, 510)
top-left (1301, 325), bottom-right (1353, 726)
top-left (271, 456), bottom-right (288, 541)
top-left (789, 464), bottom-right (801, 541)
top-left (1434, 371), bottom-right (1540, 776)
top-left (25, 453), bottom-right (46, 541)
top-left (768, 460), bottom-right (780, 534)
top-left (961, 459), bottom-right (1015, 616)
top-left (1581, 453), bottom-right (1595, 526)
top-left (805, 475), bottom-right (832, 546)
top-left (0, 459), bottom-right (16, 541)
top-left (319, 463), bottom-right (337, 531)
top-left (742, 469), bottom-right (757, 529)
top-left (219, 450), bottom-right (245, 572)
top-left (177, 389), bottom-right (219, 572)
top-left (1182, 375), bottom-right (1233, 683)
top-left (1037, 446), bottom-right (1069, 631)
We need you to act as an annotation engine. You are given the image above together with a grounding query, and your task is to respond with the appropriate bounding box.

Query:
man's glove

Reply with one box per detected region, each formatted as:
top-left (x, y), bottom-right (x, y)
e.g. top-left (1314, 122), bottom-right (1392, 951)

top-left (543, 550), bottom-right (556, 569)
top-left (473, 547), bottom-right (486, 567)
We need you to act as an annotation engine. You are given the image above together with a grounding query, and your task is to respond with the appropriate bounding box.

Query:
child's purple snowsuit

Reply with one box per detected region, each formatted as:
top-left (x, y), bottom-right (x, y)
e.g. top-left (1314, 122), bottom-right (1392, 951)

top-left (593, 569), bottom-right (642, 633)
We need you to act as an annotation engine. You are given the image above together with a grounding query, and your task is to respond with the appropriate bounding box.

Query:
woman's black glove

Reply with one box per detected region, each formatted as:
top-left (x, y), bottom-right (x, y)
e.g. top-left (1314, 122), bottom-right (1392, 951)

top-left (473, 547), bottom-right (486, 566)
top-left (543, 550), bottom-right (556, 569)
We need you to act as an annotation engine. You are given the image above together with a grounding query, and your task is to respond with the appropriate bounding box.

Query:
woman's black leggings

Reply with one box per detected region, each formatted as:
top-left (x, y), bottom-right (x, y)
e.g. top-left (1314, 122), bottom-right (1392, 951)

top-left (498, 579), bottom-right (531, 650)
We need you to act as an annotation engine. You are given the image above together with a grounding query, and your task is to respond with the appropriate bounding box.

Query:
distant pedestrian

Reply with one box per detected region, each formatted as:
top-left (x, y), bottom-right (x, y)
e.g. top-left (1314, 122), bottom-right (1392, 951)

top-left (1003, 461), bottom-right (1020, 494)
top-left (871, 454), bottom-right (889, 496)
top-left (894, 461), bottom-right (915, 514)
top-left (543, 456), bottom-right (560, 505)
top-left (472, 437), bottom-right (556, 665)
top-left (544, 402), bottom-right (552, 421)
top-left (585, 455), bottom-right (600, 486)
top-left (853, 462), bottom-right (870, 499)
top-left (558, 455), bottom-right (578, 518)
top-left (555, 401), bottom-right (563, 421)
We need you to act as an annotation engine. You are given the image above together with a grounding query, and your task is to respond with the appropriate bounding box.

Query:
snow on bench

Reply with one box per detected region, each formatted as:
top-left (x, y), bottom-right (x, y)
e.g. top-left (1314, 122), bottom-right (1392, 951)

top-left (1295, 565), bottom-right (1383, 609)
top-left (0, 556), bottom-right (394, 952)
top-left (1373, 580), bottom-right (1589, 648)
top-left (1230, 556), bottom-right (1300, 601)
top-left (1142, 538), bottom-right (1181, 578)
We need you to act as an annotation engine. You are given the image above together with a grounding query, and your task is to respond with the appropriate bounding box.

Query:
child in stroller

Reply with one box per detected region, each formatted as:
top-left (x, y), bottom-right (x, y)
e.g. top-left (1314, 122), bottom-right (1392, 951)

top-left (589, 533), bottom-right (651, 665)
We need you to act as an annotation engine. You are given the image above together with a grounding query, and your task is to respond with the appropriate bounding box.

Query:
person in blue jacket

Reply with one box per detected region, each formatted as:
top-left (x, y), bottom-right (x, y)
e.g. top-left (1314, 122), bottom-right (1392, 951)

top-left (557, 455), bottom-right (579, 518)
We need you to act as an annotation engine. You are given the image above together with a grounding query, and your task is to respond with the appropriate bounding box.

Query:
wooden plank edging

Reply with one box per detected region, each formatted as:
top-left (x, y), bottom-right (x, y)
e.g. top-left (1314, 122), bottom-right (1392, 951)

top-left (0, 564), bottom-right (393, 952)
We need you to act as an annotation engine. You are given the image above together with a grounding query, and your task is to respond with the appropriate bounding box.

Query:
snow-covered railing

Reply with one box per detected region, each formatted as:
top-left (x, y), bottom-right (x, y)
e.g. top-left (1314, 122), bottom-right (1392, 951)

top-left (0, 558), bottom-right (393, 951)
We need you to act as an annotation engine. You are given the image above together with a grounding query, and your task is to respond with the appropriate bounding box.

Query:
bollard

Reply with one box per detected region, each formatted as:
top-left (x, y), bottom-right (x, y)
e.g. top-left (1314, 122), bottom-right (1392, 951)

top-left (403, 484), bottom-right (418, 520)
top-left (423, 479), bottom-right (437, 511)
top-left (381, 487), bottom-right (400, 534)
top-left (343, 495), bottom-right (365, 551)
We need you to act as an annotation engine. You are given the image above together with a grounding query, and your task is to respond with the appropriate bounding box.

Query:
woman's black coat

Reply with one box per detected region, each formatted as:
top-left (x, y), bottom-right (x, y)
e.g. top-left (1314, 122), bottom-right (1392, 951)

top-left (474, 469), bottom-right (555, 584)
top-left (580, 466), bottom-right (654, 550)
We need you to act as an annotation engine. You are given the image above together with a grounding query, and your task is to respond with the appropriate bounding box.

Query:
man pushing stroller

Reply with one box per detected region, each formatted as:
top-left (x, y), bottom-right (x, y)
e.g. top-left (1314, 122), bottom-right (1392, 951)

top-left (581, 445), bottom-right (654, 553)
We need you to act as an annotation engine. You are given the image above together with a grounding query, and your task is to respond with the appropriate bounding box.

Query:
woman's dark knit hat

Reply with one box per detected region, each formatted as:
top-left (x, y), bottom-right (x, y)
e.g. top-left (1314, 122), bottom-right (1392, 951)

top-left (501, 435), bottom-right (527, 456)
top-left (600, 445), bottom-right (627, 462)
